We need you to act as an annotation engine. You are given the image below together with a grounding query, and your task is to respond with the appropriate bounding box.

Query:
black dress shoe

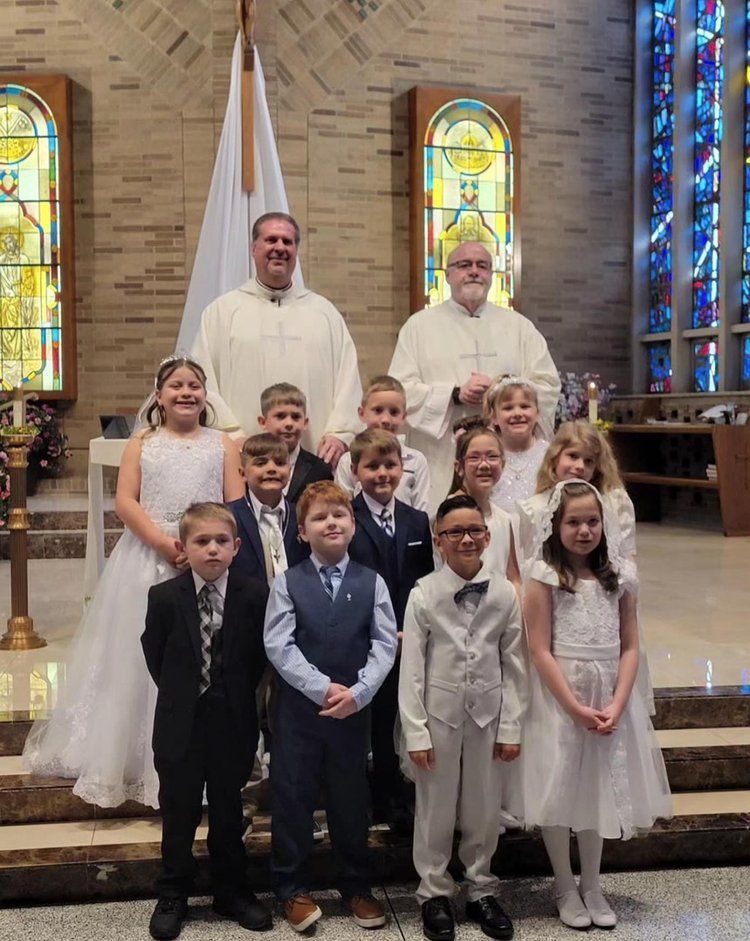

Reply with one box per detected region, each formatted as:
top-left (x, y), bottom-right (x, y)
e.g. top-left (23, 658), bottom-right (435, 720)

top-left (465, 896), bottom-right (514, 940)
top-left (421, 896), bottom-right (455, 941)
top-left (213, 892), bottom-right (273, 931)
top-left (149, 897), bottom-right (188, 940)
top-left (386, 800), bottom-right (414, 837)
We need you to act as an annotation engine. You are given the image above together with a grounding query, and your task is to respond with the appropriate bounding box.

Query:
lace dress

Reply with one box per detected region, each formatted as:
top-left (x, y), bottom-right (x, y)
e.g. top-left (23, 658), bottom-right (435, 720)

top-left (23, 428), bottom-right (225, 808)
top-left (490, 438), bottom-right (548, 513)
top-left (518, 565), bottom-right (671, 839)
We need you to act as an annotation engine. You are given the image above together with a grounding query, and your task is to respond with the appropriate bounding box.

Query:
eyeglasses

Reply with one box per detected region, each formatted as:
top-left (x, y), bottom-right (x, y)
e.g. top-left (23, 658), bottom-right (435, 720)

top-left (446, 259), bottom-right (493, 271)
top-left (436, 525), bottom-right (488, 543)
top-left (464, 452), bottom-right (503, 465)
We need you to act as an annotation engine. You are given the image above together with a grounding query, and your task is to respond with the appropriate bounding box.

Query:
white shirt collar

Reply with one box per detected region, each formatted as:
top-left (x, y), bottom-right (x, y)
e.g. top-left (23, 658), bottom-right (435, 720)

top-left (246, 488), bottom-right (286, 524)
top-left (447, 296), bottom-right (491, 319)
top-left (310, 551), bottom-right (349, 575)
top-left (253, 277), bottom-right (296, 303)
top-left (362, 490), bottom-right (396, 524)
top-left (288, 443), bottom-right (301, 467)
top-left (440, 560), bottom-right (488, 594)
top-left (192, 568), bottom-right (229, 599)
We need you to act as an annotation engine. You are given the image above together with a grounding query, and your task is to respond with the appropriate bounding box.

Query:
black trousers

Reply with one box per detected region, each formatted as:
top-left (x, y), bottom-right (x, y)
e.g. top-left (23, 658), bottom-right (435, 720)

top-left (271, 691), bottom-right (372, 901)
top-left (155, 693), bottom-right (252, 900)
top-left (370, 660), bottom-right (405, 813)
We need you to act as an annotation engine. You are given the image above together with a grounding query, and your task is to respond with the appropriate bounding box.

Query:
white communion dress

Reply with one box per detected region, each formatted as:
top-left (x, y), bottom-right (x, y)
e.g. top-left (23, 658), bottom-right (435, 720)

top-left (23, 427), bottom-right (225, 808)
top-left (519, 562), bottom-right (672, 840)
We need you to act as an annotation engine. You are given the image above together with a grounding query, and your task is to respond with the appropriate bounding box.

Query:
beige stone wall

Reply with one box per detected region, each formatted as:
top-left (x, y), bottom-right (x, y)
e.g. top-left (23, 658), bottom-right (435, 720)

top-left (2, 0), bottom-right (634, 491)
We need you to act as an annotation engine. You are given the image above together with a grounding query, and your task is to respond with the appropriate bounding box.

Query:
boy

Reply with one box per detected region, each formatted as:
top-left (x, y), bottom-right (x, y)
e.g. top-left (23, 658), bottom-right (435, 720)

top-left (258, 383), bottom-right (333, 503)
top-left (399, 494), bottom-right (527, 941)
top-left (228, 433), bottom-right (310, 586)
top-left (335, 375), bottom-right (430, 512)
top-left (347, 428), bottom-right (433, 833)
top-left (264, 481), bottom-right (398, 932)
top-left (141, 503), bottom-right (271, 940)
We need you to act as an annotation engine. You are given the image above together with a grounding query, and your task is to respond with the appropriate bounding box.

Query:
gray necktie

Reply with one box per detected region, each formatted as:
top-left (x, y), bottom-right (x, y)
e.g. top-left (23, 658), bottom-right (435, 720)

top-left (379, 508), bottom-right (394, 538)
top-left (198, 583), bottom-right (216, 695)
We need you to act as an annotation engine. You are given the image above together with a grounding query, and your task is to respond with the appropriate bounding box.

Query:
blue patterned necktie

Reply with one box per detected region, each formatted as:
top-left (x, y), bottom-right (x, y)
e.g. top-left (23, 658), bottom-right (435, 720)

top-left (320, 564), bottom-right (340, 601)
top-left (454, 580), bottom-right (490, 606)
top-left (198, 583), bottom-right (217, 694)
top-left (379, 508), bottom-right (394, 538)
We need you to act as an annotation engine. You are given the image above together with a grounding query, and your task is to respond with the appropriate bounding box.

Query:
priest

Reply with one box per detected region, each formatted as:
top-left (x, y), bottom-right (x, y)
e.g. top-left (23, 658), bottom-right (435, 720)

top-left (191, 212), bottom-right (362, 466)
top-left (388, 241), bottom-right (560, 512)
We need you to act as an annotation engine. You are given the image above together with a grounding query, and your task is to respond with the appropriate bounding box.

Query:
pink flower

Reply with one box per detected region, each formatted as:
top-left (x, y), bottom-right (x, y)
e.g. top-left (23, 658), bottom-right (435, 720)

top-left (39, 459), bottom-right (48, 467)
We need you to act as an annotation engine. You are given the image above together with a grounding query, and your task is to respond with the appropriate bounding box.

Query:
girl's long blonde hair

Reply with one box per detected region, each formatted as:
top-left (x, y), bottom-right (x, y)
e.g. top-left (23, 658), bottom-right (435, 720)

top-left (536, 420), bottom-right (623, 493)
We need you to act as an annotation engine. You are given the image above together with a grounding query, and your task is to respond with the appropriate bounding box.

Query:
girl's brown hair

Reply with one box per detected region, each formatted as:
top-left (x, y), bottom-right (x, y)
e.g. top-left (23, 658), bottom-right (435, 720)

top-left (146, 356), bottom-right (211, 431)
top-left (535, 420), bottom-right (623, 493)
top-left (447, 416), bottom-right (504, 497)
top-left (543, 481), bottom-right (619, 594)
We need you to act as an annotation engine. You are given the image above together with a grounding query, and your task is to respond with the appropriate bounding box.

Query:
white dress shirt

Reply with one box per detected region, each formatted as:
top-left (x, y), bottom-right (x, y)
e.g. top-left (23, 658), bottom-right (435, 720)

top-left (361, 491), bottom-right (397, 536)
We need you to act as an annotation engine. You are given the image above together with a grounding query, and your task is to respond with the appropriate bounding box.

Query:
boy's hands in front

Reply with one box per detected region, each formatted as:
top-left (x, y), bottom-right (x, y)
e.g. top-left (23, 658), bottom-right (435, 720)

top-left (320, 683), bottom-right (358, 719)
top-left (409, 749), bottom-right (435, 771)
top-left (493, 743), bottom-right (520, 762)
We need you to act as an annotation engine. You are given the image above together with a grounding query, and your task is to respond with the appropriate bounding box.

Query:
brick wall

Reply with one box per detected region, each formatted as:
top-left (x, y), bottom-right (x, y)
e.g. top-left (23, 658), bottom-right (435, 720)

top-left (2, 0), bottom-right (634, 491)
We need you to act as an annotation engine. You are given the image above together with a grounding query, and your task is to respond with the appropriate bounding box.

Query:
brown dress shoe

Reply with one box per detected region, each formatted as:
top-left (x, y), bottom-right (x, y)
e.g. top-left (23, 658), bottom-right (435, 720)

top-left (345, 895), bottom-right (387, 928)
top-left (283, 895), bottom-right (322, 933)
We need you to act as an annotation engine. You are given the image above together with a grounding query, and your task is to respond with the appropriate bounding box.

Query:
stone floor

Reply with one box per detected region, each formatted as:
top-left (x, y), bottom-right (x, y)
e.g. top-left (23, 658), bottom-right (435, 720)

top-left (1, 868), bottom-right (749, 940)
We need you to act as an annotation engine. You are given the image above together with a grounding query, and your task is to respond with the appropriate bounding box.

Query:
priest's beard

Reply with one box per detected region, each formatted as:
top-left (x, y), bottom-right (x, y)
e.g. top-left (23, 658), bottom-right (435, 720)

top-left (456, 282), bottom-right (488, 311)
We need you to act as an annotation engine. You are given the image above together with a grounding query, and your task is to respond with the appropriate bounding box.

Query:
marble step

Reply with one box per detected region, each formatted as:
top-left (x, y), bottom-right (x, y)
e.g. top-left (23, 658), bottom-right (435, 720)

top-left (0, 798), bottom-right (748, 904)
top-left (653, 686), bottom-right (750, 730)
top-left (0, 527), bottom-right (122, 561)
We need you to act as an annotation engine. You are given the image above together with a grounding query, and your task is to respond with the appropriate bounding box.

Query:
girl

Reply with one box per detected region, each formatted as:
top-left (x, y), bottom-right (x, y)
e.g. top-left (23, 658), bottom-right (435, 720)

top-left (448, 417), bottom-right (521, 595)
top-left (23, 355), bottom-right (244, 808)
top-left (521, 481), bottom-right (671, 929)
top-left (483, 375), bottom-right (548, 512)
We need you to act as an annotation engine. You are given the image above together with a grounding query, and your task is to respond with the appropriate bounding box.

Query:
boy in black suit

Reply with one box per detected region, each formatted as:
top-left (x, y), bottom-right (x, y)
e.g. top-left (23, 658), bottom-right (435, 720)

top-left (227, 433), bottom-right (310, 586)
top-left (142, 503), bottom-right (271, 940)
top-left (257, 383), bottom-right (333, 504)
top-left (347, 429), bottom-right (434, 833)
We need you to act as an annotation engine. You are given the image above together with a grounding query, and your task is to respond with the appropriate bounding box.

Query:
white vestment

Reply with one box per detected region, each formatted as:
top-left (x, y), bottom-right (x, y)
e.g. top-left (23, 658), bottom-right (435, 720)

top-left (191, 279), bottom-right (363, 448)
top-left (388, 299), bottom-right (560, 514)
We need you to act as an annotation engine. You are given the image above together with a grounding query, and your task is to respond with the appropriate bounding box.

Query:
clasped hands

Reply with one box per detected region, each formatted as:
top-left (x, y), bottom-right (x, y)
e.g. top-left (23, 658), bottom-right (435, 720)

top-left (574, 702), bottom-right (621, 735)
top-left (458, 371), bottom-right (493, 406)
top-left (409, 742), bottom-right (520, 772)
top-left (320, 682), bottom-right (358, 719)
top-left (159, 536), bottom-right (189, 571)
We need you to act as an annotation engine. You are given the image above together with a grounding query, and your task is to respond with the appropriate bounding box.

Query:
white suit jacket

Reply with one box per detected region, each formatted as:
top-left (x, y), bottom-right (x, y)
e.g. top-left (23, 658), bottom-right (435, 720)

top-left (398, 563), bottom-right (528, 752)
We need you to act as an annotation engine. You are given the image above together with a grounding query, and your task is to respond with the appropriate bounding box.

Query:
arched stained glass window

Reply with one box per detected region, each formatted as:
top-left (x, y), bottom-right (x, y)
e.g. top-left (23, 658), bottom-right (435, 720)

top-left (0, 77), bottom-right (74, 396)
top-left (423, 99), bottom-right (514, 309)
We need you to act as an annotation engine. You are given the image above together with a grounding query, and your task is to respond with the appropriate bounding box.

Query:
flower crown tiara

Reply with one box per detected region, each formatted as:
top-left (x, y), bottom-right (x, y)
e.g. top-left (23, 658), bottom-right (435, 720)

top-left (487, 374), bottom-right (536, 399)
top-left (154, 351), bottom-right (202, 388)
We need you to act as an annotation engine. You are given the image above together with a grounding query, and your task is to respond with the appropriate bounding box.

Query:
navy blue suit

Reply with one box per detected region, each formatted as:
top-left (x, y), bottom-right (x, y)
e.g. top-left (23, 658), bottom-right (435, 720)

top-left (286, 447), bottom-right (333, 504)
top-left (348, 494), bottom-right (433, 813)
top-left (227, 493), bottom-right (309, 583)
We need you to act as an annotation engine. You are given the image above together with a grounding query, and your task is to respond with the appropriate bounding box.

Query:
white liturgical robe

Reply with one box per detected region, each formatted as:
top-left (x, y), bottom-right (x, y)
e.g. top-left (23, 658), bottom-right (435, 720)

top-left (191, 279), bottom-right (363, 448)
top-left (388, 298), bottom-right (560, 514)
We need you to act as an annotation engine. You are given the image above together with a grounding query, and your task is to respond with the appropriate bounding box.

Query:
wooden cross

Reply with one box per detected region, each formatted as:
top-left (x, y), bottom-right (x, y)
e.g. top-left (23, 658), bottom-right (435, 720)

top-left (459, 339), bottom-right (498, 374)
top-left (236, 0), bottom-right (255, 192)
top-left (261, 321), bottom-right (302, 357)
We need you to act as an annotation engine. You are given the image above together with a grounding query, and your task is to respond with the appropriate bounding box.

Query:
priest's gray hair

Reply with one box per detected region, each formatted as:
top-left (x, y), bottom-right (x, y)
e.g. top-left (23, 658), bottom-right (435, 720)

top-left (251, 212), bottom-right (301, 245)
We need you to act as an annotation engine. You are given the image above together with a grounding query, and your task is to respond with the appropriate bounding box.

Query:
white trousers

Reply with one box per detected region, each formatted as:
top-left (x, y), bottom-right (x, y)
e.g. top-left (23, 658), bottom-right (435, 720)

top-left (413, 714), bottom-right (503, 903)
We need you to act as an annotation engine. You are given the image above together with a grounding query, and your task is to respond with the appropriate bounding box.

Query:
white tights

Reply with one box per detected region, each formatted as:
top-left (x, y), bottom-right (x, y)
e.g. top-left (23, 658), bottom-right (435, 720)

top-left (541, 826), bottom-right (603, 896)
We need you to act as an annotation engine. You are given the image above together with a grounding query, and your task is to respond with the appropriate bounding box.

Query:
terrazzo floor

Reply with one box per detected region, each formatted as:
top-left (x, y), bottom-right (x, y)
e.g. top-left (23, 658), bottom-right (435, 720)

top-left (1, 868), bottom-right (748, 940)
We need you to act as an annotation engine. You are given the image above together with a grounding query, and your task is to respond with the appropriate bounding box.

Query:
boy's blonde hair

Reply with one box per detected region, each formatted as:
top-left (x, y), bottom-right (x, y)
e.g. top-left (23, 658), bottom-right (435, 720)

top-left (482, 374), bottom-right (539, 424)
top-left (362, 375), bottom-right (406, 408)
top-left (297, 481), bottom-right (353, 525)
top-left (179, 502), bottom-right (237, 542)
top-left (536, 420), bottom-right (623, 493)
top-left (240, 433), bottom-right (289, 466)
top-left (260, 382), bottom-right (307, 417)
top-left (350, 428), bottom-right (402, 469)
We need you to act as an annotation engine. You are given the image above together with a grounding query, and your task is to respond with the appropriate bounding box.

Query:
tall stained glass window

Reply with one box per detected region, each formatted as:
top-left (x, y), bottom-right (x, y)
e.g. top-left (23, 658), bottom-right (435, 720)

top-left (692, 0), bottom-right (724, 330)
top-left (0, 83), bottom-right (65, 392)
top-left (742, 336), bottom-right (750, 389)
top-left (650, 0), bottom-right (676, 334)
top-left (648, 342), bottom-right (672, 392)
top-left (423, 99), bottom-right (514, 308)
top-left (743, 0), bottom-right (750, 323)
top-left (693, 338), bottom-right (719, 391)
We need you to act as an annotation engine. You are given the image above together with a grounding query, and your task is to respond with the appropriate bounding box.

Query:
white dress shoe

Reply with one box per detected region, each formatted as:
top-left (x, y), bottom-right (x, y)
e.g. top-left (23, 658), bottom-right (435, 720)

top-left (555, 889), bottom-right (592, 929)
top-left (582, 888), bottom-right (617, 928)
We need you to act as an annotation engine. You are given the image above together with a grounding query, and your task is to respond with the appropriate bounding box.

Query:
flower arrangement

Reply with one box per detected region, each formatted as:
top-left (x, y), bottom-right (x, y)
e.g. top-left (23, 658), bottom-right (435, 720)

top-left (555, 371), bottom-right (617, 428)
top-left (0, 399), bottom-right (71, 524)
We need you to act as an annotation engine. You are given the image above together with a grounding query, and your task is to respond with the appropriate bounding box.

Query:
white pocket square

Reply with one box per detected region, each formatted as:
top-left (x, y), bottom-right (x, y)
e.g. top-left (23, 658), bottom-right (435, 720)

top-left (407, 540), bottom-right (423, 546)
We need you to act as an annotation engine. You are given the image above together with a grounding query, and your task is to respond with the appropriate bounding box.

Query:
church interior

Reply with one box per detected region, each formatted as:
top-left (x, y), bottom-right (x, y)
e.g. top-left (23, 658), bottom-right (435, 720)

top-left (1, 1), bottom-right (749, 939)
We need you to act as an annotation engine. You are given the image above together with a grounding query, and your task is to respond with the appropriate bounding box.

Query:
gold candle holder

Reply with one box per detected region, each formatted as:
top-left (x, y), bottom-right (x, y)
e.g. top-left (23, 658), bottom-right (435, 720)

top-left (0, 427), bottom-right (46, 650)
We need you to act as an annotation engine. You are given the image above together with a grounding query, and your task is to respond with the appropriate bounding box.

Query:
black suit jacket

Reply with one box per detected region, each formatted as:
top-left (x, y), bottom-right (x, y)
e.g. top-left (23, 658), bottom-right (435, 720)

top-left (227, 494), bottom-right (310, 584)
top-left (287, 447), bottom-right (333, 504)
top-left (348, 493), bottom-right (434, 629)
top-left (141, 570), bottom-right (268, 765)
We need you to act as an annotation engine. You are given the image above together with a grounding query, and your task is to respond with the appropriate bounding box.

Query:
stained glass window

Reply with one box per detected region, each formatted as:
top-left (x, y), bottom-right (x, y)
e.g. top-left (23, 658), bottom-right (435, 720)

top-left (0, 83), bottom-right (62, 391)
top-left (650, 0), bottom-right (676, 334)
top-left (423, 99), bottom-right (514, 308)
top-left (648, 342), bottom-right (672, 393)
top-left (743, 0), bottom-right (750, 323)
top-left (693, 338), bottom-right (719, 391)
top-left (692, 0), bottom-right (724, 330)
top-left (742, 336), bottom-right (750, 390)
